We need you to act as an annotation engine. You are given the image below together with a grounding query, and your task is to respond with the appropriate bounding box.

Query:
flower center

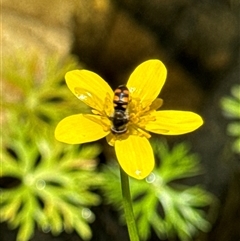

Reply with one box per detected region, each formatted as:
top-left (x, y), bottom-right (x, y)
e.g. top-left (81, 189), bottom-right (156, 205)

top-left (98, 95), bottom-right (160, 144)
top-left (105, 97), bottom-right (159, 145)
top-left (125, 99), bottom-right (156, 139)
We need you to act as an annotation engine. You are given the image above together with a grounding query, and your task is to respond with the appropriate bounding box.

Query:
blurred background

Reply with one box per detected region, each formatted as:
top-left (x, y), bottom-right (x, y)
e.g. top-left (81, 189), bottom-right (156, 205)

top-left (1, 0), bottom-right (240, 241)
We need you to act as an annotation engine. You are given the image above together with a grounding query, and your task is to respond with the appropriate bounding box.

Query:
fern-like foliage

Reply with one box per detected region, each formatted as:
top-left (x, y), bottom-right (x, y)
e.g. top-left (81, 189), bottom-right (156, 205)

top-left (221, 84), bottom-right (240, 154)
top-left (1, 126), bottom-right (102, 241)
top-left (102, 140), bottom-right (213, 241)
top-left (1, 50), bottom-right (102, 241)
top-left (2, 50), bottom-right (88, 142)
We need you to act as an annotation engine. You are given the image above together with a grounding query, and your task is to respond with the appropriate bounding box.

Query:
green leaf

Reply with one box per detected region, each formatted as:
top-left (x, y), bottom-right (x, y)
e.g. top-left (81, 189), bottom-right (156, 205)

top-left (221, 84), bottom-right (240, 154)
top-left (227, 122), bottom-right (240, 136)
top-left (1, 120), bottom-right (102, 241)
top-left (152, 141), bottom-right (202, 182)
top-left (17, 217), bottom-right (35, 241)
top-left (2, 51), bottom-right (88, 144)
top-left (102, 139), bottom-right (213, 241)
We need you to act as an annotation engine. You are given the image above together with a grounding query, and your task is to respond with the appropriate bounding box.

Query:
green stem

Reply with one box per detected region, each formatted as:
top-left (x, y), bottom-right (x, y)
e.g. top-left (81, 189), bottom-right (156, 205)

top-left (120, 168), bottom-right (140, 241)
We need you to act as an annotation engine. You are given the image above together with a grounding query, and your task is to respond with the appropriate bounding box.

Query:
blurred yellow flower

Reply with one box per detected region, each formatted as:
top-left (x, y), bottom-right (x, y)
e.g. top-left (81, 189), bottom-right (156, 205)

top-left (55, 60), bottom-right (203, 179)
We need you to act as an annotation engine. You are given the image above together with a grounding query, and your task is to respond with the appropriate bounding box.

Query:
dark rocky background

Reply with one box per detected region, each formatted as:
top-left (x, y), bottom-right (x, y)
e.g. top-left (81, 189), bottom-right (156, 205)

top-left (2, 0), bottom-right (239, 240)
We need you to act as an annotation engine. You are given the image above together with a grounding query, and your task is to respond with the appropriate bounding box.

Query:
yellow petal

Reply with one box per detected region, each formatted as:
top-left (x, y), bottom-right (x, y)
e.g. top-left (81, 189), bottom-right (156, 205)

top-left (65, 70), bottom-right (114, 112)
top-left (55, 114), bottom-right (109, 144)
top-left (115, 135), bottom-right (155, 180)
top-left (145, 111), bottom-right (203, 135)
top-left (127, 60), bottom-right (167, 108)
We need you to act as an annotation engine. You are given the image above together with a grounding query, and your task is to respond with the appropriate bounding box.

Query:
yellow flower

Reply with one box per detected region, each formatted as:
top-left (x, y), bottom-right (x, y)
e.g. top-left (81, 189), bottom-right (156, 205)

top-left (55, 60), bottom-right (203, 179)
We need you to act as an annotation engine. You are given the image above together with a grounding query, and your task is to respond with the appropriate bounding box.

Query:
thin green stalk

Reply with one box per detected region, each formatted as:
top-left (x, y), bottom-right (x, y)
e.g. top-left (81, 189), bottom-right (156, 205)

top-left (120, 168), bottom-right (140, 241)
